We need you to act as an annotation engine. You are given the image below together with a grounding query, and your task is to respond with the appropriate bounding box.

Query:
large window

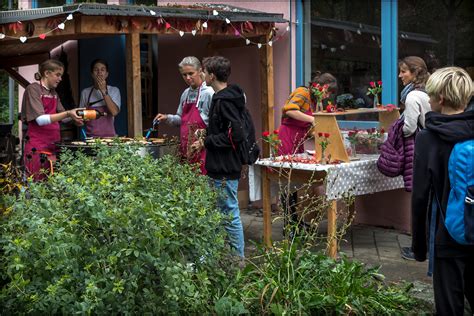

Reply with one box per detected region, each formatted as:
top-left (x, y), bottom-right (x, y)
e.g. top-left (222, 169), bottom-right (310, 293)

top-left (398, 0), bottom-right (473, 72)
top-left (309, 0), bottom-right (381, 108)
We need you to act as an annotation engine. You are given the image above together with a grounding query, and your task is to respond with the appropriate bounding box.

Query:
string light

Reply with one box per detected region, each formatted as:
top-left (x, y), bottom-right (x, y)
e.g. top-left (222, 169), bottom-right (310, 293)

top-left (0, 13), bottom-right (74, 43)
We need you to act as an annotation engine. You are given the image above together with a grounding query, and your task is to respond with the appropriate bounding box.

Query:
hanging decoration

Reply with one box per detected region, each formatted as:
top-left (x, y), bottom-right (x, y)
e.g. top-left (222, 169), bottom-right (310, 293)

top-left (0, 13), bottom-right (74, 43)
top-left (0, 6), bottom-right (290, 48)
top-left (146, 7), bottom-right (290, 48)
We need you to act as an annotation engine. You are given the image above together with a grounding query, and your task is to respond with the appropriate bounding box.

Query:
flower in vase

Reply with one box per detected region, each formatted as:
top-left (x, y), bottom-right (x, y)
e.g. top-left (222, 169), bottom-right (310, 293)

top-left (367, 80), bottom-right (383, 96)
top-left (318, 132), bottom-right (331, 163)
top-left (262, 130), bottom-right (281, 158)
top-left (310, 83), bottom-right (329, 111)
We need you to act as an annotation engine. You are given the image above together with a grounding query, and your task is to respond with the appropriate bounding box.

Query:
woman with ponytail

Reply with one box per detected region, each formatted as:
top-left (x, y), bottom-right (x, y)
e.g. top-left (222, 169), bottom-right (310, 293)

top-left (21, 59), bottom-right (84, 180)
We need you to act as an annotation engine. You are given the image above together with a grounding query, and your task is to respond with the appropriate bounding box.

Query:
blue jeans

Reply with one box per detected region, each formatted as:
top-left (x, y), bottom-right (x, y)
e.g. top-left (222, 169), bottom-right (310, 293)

top-left (211, 178), bottom-right (245, 257)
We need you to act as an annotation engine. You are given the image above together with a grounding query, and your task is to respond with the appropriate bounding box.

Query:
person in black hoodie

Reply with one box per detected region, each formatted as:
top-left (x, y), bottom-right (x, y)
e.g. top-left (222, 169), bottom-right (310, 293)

top-left (411, 66), bottom-right (474, 315)
top-left (192, 56), bottom-right (245, 258)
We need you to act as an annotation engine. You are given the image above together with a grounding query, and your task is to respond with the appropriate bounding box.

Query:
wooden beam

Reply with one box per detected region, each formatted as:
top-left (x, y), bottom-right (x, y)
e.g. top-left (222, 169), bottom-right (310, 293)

top-left (125, 33), bottom-right (142, 137)
top-left (4, 68), bottom-right (30, 88)
top-left (327, 200), bottom-right (338, 258)
top-left (259, 34), bottom-right (275, 154)
top-left (0, 53), bottom-right (50, 69)
top-left (259, 33), bottom-right (275, 248)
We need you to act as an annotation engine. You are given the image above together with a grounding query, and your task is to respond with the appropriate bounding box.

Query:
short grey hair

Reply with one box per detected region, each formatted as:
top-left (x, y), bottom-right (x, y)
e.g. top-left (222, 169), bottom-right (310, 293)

top-left (178, 56), bottom-right (202, 70)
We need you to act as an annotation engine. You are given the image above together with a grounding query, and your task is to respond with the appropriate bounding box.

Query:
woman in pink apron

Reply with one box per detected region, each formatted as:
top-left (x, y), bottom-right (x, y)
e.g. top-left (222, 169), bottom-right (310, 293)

top-left (21, 59), bottom-right (83, 181)
top-left (79, 59), bottom-right (121, 138)
top-left (278, 72), bottom-right (337, 237)
top-left (154, 56), bottom-right (214, 174)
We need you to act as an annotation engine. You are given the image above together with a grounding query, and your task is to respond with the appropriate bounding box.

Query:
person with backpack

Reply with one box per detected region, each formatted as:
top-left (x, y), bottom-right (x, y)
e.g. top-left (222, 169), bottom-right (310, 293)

top-left (277, 72), bottom-right (337, 237)
top-left (191, 56), bottom-right (246, 258)
top-left (411, 66), bottom-right (474, 315)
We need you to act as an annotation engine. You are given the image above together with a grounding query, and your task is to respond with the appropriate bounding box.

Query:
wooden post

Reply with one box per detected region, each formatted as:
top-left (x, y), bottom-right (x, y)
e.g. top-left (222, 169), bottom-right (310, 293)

top-left (262, 167), bottom-right (272, 247)
top-left (125, 33), bottom-right (142, 137)
top-left (327, 200), bottom-right (338, 258)
top-left (259, 34), bottom-right (275, 247)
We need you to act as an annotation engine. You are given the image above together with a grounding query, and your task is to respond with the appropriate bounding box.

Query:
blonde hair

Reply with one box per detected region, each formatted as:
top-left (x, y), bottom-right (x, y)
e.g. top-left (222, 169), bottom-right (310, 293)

top-left (426, 67), bottom-right (473, 111)
top-left (34, 59), bottom-right (64, 81)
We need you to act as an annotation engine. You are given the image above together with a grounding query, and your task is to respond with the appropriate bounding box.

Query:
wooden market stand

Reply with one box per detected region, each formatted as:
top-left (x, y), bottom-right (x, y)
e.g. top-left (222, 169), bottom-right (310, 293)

top-left (0, 3), bottom-right (285, 141)
top-left (261, 108), bottom-right (400, 258)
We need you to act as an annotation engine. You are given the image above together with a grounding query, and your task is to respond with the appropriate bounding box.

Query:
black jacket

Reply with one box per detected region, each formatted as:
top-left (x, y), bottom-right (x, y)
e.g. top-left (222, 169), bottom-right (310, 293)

top-left (204, 84), bottom-right (245, 180)
top-left (411, 111), bottom-right (474, 261)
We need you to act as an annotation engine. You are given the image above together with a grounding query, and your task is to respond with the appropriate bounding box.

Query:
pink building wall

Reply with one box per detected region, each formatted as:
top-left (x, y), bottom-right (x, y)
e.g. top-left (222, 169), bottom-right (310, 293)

top-left (157, 1), bottom-right (294, 135)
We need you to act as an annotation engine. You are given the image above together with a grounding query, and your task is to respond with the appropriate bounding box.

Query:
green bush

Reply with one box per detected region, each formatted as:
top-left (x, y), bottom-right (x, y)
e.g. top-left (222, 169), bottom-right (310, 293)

top-left (221, 239), bottom-right (424, 315)
top-left (0, 145), bottom-right (232, 314)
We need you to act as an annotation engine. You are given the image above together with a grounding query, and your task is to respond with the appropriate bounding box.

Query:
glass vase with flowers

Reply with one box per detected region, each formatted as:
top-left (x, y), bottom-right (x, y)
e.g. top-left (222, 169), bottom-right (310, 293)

top-left (367, 80), bottom-right (383, 108)
top-left (262, 129), bottom-right (281, 159)
top-left (310, 83), bottom-right (329, 112)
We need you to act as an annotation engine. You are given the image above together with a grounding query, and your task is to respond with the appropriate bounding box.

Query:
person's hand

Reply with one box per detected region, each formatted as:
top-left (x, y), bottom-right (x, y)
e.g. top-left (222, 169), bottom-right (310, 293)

top-left (68, 108), bottom-right (85, 126)
top-left (154, 113), bottom-right (168, 122)
top-left (194, 128), bottom-right (206, 139)
top-left (94, 75), bottom-right (108, 96)
top-left (190, 139), bottom-right (204, 153)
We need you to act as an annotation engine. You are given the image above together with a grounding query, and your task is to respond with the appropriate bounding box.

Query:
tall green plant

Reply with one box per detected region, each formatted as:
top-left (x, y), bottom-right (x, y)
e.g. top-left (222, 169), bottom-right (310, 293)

top-left (0, 145), bottom-right (233, 314)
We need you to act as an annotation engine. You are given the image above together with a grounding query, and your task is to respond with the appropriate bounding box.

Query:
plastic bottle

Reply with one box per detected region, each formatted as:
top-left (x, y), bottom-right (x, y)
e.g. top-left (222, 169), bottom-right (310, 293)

top-left (76, 109), bottom-right (107, 120)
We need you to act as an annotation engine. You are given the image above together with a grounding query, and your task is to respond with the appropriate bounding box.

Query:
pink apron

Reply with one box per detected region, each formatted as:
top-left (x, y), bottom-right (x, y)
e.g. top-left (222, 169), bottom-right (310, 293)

top-left (84, 88), bottom-right (116, 137)
top-left (278, 107), bottom-right (313, 156)
top-left (24, 90), bottom-right (60, 181)
top-left (179, 85), bottom-right (207, 175)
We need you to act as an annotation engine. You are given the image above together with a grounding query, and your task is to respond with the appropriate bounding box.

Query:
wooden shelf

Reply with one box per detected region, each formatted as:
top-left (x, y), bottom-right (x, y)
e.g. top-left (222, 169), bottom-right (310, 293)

top-left (313, 107), bottom-right (400, 162)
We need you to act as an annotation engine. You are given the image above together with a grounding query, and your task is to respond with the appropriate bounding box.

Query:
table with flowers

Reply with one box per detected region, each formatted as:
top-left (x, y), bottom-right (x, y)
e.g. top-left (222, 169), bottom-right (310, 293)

top-left (255, 154), bottom-right (405, 258)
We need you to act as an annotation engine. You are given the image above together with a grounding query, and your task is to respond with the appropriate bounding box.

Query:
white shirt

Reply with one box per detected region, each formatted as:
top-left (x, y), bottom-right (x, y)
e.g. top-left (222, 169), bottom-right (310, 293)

top-left (79, 85), bottom-right (121, 109)
top-left (403, 90), bottom-right (430, 137)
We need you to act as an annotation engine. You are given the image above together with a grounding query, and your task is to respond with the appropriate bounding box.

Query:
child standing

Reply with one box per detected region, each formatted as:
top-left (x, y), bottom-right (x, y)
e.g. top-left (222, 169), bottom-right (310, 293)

top-left (21, 59), bottom-right (83, 180)
top-left (411, 67), bottom-right (474, 315)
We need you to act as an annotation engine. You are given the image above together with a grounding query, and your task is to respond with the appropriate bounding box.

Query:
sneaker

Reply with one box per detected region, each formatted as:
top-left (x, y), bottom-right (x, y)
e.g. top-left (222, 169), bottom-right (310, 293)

top-left (400, 246), bottom-right (416, 261)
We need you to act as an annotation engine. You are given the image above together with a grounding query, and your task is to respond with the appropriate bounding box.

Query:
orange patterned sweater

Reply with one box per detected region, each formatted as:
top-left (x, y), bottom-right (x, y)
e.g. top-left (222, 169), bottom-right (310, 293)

top-left (282, 86), bottom-right (313, 118)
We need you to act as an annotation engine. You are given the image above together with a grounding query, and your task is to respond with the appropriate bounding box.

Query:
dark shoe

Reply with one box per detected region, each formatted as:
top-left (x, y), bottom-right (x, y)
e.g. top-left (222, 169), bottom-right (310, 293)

top-left (401, 246), bottom-right (416, 261)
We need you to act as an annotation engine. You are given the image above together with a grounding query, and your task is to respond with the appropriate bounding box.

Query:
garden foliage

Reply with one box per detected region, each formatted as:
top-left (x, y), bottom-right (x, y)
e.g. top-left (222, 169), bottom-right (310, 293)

top-left (0, 145), bottom-right (231, 314)
top-left (0, 144), bottom-right (428, 314)
top-left (222, 239), bottom-right (421, 315)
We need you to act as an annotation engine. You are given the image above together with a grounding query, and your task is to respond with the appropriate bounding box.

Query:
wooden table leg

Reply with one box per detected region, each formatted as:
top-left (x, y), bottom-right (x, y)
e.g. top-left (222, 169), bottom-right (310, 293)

top-left (327, 200), bottom-right (337, 258)
top-left (262, 167), bottom-right (272, 248)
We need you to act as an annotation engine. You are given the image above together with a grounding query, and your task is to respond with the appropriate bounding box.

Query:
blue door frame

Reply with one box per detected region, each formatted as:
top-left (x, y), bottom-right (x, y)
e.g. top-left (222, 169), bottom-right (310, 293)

top-left (296, 0), bottom-right (398, 105)
top-left (381, 0), bottom-right (398, 105)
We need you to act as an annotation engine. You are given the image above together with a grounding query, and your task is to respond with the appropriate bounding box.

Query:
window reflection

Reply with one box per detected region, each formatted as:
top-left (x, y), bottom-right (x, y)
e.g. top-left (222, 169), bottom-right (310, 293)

top-left (310, 0), bottom-right (381, 109)
top-left (398, 0), bottom-right (473, 76)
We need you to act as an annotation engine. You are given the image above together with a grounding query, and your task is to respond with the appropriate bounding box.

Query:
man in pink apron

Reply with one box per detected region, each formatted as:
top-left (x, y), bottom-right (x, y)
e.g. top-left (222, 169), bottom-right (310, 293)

top-left (21, 59), bottom-right (83, 181)
top-left (79, 59), bottom-right (121, 138)
top-left (154, 56), bottom-right (214, 174)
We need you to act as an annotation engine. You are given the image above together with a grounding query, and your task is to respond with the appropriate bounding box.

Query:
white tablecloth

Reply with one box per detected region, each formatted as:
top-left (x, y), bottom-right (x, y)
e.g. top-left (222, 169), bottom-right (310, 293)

top-left (254, 154), bottom-right (405, 200)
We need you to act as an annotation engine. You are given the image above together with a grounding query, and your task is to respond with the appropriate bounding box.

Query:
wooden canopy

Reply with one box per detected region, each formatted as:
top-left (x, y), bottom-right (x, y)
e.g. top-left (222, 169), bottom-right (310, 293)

top-left (0, 3), bottom-right (285, 139)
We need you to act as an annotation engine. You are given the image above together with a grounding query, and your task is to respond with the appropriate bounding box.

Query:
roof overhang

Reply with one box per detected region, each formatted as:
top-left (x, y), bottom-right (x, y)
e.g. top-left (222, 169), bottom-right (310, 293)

top-left (0, 3), bottom-right (287, 66)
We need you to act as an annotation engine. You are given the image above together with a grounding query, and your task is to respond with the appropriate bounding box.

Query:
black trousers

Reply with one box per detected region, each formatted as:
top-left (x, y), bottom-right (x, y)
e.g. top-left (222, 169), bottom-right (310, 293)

top-left (433, 256), bottom-right (474, 316)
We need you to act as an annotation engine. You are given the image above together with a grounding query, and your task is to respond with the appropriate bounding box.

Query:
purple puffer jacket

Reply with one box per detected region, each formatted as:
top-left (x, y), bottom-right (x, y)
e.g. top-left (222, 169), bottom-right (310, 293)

top-left (377, 118), bottom-right (404, 177)
top-left (402, 132), bottom-right (416, 192)
top-left (377, 117), bottom-right (416, 191)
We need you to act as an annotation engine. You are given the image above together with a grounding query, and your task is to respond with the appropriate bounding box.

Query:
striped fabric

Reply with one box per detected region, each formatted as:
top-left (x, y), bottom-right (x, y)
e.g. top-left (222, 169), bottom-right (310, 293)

top-left (282, 86), bottom-right (312, 117)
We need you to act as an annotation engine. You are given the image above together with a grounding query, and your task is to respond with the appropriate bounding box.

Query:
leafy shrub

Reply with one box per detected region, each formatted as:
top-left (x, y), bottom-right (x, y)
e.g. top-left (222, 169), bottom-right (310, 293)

top-left (0, 145), bottom-right (232, 314)
top-left (221, 239), bottom-right (423, 315)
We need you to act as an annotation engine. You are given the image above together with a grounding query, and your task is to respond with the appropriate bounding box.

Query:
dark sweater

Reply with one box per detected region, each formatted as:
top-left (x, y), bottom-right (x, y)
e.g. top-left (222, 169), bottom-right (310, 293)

top-left (411, 110), bottom-right (474, 261)
top-left (204, 84), bottom-right (245, 180)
